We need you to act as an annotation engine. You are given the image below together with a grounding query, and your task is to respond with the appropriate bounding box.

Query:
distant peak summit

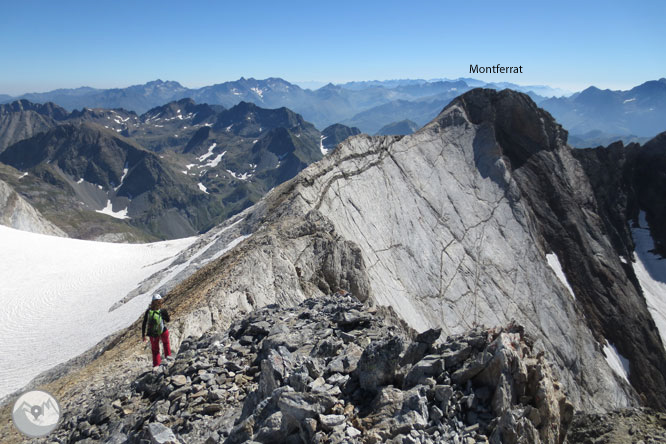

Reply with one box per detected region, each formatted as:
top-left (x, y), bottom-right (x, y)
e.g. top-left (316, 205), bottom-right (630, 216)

top-left (145, 79), bottom-right (181, 86)
top-left (140, 80), bottom-right (186, 92)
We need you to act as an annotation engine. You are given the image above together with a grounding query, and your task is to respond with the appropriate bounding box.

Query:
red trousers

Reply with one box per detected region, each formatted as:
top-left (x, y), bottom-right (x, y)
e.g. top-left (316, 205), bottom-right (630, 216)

top-left (150, 329), bottom-right (171, 367)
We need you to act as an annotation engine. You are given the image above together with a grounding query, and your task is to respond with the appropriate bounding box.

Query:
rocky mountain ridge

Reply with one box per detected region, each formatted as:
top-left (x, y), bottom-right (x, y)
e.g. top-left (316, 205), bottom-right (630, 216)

top-left (65, 87), bottom-right (665, 412)
top-left (0, 99), bottom-right (360, 240)
top-left (573, 133), bottom-right (666, 258)
top-left (541, 78), bottom-right (666, 137)
top-left (1, 88), bottom-right (665, 442)
top-left (4, 78), bottom-right (663, 145)
top-left (0, 100), bottom-right (68, 151)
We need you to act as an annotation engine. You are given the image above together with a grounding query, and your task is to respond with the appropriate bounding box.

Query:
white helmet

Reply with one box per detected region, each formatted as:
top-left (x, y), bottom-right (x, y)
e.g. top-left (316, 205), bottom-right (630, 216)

top-left (152, 294), bottom-right (162, 301)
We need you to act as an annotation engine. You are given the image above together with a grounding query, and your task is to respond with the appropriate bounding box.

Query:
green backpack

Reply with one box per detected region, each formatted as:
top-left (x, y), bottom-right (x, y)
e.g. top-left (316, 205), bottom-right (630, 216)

top-left (148, 309), bottom-right (164, 336)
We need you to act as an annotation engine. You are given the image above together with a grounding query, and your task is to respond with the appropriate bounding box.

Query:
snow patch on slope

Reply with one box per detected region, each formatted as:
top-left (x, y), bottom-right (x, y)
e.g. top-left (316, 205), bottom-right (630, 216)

top-left (198, 143), bottom-right (217, 162)
top-left (226, 170), bottom-right (251, 181)
top-left (632, 211), bottom-right (666, 351)
top-left (546, 253), bottom-right (576, 300)
top-left (96, 200), bottom-right (129, 219)
top-left (0, 226), bottom-right (195, 398)
top-left (114, 164), bottom-right (129, 191)
top-left (203, 151), bottom-right (226, 168)
top-left (320, 135), bottom-right (328, 155)
top-left (208, 234), bottom-right (251, 261)
top-left (603, 341), bottom-right (631, 384)
top-left (251, 87), bottom-right (264, 99)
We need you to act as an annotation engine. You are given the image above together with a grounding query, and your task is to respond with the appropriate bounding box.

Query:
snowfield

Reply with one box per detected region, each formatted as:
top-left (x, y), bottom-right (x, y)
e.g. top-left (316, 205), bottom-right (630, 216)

top-left (0, 226), bottom-right (196, 400)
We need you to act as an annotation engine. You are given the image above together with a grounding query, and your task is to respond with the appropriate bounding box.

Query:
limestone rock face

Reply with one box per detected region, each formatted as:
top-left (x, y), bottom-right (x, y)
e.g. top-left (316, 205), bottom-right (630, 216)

top-left (0, 178), bottom-right (66, 236)
top-left (122, 89), bottom-right (666, 412)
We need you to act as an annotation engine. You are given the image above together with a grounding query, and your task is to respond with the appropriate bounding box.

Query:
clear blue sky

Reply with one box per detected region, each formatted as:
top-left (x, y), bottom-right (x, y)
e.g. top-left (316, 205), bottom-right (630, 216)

top-left (0, 0), bottom-right (664, 95)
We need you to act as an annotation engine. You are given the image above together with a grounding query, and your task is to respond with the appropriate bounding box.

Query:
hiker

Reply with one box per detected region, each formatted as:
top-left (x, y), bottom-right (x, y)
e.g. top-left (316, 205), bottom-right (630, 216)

top-left (335, 288), bottom-right (351, 298)
top-left (142, 294), bottom-right (172, 367)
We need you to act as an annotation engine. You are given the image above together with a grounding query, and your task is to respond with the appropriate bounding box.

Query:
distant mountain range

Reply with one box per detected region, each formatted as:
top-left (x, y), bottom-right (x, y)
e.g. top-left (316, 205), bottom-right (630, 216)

top-left (540, 79), bottom-right (666, 141)
top-left (0, 98), bottom-right (358, 241)
top-left (3, 77), bottom-right (664, 147)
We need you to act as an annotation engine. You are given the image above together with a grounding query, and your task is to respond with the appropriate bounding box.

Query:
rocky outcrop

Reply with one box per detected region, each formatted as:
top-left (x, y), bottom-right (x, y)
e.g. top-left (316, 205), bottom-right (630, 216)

top-left (35, 294), bottom-right (572, 444)
top-left (570, 134), bottom-right (666, 407)
top-left (0, 177), bottom-right (65, 236)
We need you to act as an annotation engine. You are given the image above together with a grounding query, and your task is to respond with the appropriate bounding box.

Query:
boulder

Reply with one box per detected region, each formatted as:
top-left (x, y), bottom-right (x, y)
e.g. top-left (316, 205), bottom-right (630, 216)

top-left (357, 336), bottom-right (404, 392)
top-left (145, 422), bottom-right (180, 444)
top-left (403, 355), bottom-right (445, 389)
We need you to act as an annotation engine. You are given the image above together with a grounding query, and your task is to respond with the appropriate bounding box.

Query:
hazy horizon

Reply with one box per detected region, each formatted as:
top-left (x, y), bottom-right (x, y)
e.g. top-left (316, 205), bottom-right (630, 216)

top-left (1, 1), bottom-right (663, 96)
top-left (1, 76), bottom-right (662, 98)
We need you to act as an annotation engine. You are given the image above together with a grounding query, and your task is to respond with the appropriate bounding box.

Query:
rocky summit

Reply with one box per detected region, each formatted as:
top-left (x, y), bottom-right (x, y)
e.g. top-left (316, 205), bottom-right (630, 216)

top-left (34, 294), bottom-right (572, 444)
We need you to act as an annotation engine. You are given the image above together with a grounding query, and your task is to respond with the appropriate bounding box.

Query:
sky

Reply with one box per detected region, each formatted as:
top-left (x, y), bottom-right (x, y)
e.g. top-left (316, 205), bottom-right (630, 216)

top-left (0, 0), bottom-right (664, 95)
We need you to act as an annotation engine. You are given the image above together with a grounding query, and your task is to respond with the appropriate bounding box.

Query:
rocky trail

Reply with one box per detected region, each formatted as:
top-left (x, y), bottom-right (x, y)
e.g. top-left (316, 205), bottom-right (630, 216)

top-left (21, 293), bottom-right (575, 444)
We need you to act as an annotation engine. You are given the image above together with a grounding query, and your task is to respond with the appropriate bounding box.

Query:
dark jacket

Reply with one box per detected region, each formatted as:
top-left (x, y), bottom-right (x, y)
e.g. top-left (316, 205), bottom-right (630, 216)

top-left (142, 308), bottom-right (171, 337)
